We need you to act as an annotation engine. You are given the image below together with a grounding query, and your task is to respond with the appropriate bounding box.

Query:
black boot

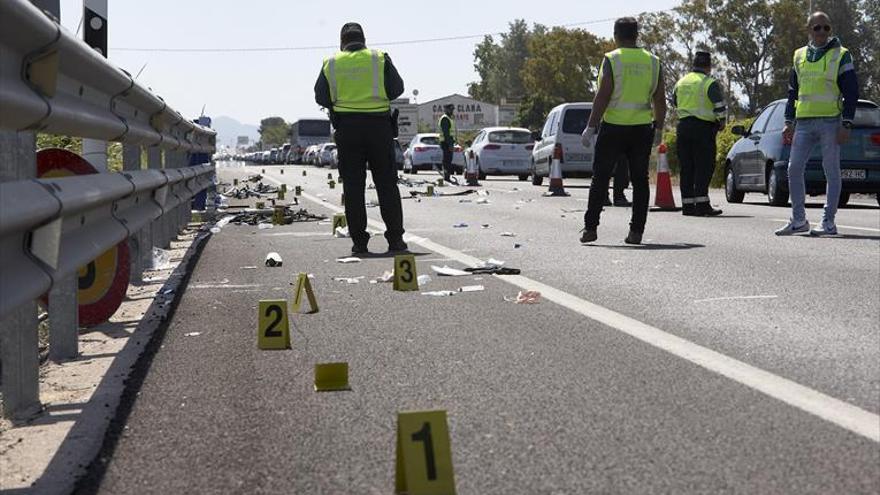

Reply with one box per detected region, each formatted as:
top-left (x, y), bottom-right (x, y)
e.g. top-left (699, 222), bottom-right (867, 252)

top-left (695, 202), bottom-right (723, 216)
top-left (682, 203), bottom-right (697, 216)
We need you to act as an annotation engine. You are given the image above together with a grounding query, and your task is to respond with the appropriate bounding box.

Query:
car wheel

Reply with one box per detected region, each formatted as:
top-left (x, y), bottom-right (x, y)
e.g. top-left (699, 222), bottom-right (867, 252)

top-left (530, 160), bottom-right (543, 186)
top-left (767, 167), bottom-right (789, 206)
top-left (725, 166), bottom-right (745, 203)
top-left (837, 192), bottom-right (850, 208)
top-left (876, 193), bottom-right (880, 206)
top-left (518, 174), bottom-right (529, 181)
top-left (476, 159), bottom-right (487, 181)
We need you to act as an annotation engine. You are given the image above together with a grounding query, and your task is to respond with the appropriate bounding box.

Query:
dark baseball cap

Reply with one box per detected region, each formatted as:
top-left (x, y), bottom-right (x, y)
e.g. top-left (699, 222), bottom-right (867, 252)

top-left (340, 22), bottom-right (366, 46)
top-left (694, 51), bottom-right (712, 67)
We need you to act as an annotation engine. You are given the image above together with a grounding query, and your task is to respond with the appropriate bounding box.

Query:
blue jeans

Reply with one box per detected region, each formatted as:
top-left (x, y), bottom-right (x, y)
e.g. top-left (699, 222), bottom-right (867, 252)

top-left (788, 117), bottom-right (841, 225)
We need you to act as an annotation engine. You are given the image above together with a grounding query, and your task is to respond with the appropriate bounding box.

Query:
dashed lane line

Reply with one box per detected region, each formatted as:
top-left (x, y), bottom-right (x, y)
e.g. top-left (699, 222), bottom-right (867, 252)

top-left (260, 172), bottom-right (880, 443)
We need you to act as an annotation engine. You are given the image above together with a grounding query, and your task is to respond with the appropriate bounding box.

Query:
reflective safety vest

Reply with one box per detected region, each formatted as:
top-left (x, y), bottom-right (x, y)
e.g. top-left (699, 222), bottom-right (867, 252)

top-left (438, 114), bottom-right (456, 144)
top-left (793, 46), bottom-right (847, 118)
top-left (322, 48), bottom-right (389, 113)
top-left (674, 71), bottom-right (719, 123)
top-left (602, 48), bottom-right (660, 126)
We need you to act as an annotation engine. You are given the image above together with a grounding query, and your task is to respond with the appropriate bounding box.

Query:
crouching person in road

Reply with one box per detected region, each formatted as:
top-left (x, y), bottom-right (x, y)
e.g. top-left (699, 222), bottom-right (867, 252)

top-left (777, 11), bottom-right (859, 237)
top-left (314, 22), bottom-right (409, 254)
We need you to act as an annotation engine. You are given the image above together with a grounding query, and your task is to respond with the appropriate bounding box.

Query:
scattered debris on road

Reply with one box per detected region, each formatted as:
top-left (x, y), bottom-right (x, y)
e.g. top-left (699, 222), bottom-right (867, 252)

top-left (150, 247), bottom-right (172, 270)
top-left (431, 265), bottom-right (470, 277)
top-left (265, 252), bottom-right (283, 267)
top-left (336, 257), bottom-right (362, 264)
top-left (225, 207), bottom-right (327, 226)
top-left (509, 290), bottom-right (541, 304)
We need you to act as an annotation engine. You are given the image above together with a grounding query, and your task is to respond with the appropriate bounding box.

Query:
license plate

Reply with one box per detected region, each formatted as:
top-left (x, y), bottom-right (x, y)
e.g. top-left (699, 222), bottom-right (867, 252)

top-left (566, 153), bottom-right (589, 162)
top-left (841, 169), bottom-right (866, 180)
top-left (502, 160), bottom-right (525, 167)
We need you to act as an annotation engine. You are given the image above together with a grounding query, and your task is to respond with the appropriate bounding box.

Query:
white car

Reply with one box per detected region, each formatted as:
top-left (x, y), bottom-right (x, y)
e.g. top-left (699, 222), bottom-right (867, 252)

top-left (317, 143), bottom-right (337, 167)
top-left (531, 102), bottom-right (594, 185)
top-left (402, 133), bottom-right (464, 174)
top-left (466, 127), bottom-right (534, 181)
top-left (329, 148), bottom-right (339, 169)
top-left (302, 145), bottom-right (319, 166)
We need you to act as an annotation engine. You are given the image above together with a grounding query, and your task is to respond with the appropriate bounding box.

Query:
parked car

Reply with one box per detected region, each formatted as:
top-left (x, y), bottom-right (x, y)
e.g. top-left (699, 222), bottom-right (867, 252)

top-left (725, 99), bottom-right (880, 206)
top-left (402, 133), bottom-right (464, 174)
top-left (466, 127), bottom-right (534, 181)
top-left (329, 148), bottom-right (339, 169)
top-left (316, 143), bottom-right (337, 167)
top-left (261, 151), bottom-right (271, 163)
top-left (393, 139), bottom-right (404, 170)
top-left (531, 102), bottom-right (594, 185)
top-left (302, 145), bottom-right (319, 166)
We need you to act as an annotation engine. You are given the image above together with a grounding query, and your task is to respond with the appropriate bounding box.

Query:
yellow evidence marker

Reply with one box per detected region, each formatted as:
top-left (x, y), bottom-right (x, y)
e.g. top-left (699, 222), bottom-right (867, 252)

top-left (331, 213), bottom-right (347, 233)
top-left (328, 180), bottom-right (336, 189)
top-left (295, 185), bottom-right (302, 196)
top-left (314, 363), bottom-right (350, 391)
top-left (257, 300), bottom-right (291, 350)
top-left (302, 170), bottom-right (307, 176)
top-left (327, 172), bottom-right (333, 180)
top-left (393, 254), bottom-right (419, 292)
top-left (396, 410), bottom-right (456, 495)
top-left (233, 178), bottom-right (239, 185)
top-left (426, 185), bottom-right (435, 196)
top-left (273, 206), bottom-right (286, 225)
top-left (292, 273), bottom-right (319, 314)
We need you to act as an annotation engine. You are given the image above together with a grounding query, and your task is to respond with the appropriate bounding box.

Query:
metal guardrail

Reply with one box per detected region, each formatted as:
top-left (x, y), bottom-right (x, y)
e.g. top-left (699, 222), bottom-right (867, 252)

top-left (0, 0), bottom-right (218, 419)
top-left (0, 0), bottom-right (215, 152)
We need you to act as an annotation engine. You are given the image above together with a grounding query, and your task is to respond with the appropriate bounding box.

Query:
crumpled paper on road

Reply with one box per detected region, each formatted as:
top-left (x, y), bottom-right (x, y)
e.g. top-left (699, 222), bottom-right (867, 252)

top-left (510, 290), bottom-right (541, 304)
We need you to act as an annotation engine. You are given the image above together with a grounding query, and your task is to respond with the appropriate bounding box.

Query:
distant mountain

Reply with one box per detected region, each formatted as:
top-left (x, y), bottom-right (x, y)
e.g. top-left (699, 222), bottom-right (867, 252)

top-left (211, 115), bottom-right (260, 148)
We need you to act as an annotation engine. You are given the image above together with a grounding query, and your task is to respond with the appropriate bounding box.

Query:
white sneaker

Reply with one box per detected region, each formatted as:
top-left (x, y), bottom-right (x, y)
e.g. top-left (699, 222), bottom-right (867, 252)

top-left (775, 220), bottom-right (810, 236)
top-left (810, 222), bottom-right (838, 236)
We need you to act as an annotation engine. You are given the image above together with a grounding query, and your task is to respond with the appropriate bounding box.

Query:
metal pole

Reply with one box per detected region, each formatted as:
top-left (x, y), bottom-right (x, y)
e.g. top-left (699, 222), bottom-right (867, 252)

top-left (147, 146), bottom-right (164, 255)
top-left (81, 0), bottom-right (108, 172)
top-left (0, 131), bottom-right (41, 419)
top-left (123, 143), bottom-right (146, 284)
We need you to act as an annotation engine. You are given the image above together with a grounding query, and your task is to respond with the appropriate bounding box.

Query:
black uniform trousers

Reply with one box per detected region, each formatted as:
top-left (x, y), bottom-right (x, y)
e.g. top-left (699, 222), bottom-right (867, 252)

top-left (440, 143), bottom-right (454, 179)
top-left (335, 114), bottom-right (404, 246)
top-left (613, 155), bottom-right (631, 199)
top-left (584, 122), bottom-right (654, 233)
top-left (676, 117), bottom-right (718, 205)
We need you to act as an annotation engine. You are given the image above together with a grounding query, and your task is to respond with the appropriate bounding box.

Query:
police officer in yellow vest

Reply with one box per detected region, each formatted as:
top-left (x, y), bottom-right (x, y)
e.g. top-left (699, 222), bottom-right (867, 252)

top-left (581, 17), bottom-right (666, 245)
top-left (776, 11), bottom-right (859, 236)
top-left (438, 103), bottom-right (457, 182)
top-left (673, 51), bottom-right (726, 216)
top-left (315, 23), bottom-right (407, 254)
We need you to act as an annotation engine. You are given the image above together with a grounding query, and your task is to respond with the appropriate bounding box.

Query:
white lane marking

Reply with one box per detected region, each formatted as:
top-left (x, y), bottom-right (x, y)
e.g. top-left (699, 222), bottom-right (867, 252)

top-left (694, 295), bottom-right (779, 303)
top-left (189, 283), bottom-right (260, 290)
top-left (262, 172), bottom-right (880, 442)
top-left (771, 218), bottom-right (880, 233)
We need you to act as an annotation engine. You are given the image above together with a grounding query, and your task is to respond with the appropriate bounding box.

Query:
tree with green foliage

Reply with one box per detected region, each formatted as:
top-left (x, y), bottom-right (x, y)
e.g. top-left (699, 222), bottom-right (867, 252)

top-left (468, 20), bottom-right (541, 104)
top-left (258, 117), bottom-right (290, 148)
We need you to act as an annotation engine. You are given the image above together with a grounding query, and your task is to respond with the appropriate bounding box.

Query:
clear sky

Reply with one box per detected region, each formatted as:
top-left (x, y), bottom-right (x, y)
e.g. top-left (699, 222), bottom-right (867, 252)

top-left (57, 0), bottom-right (681, 125)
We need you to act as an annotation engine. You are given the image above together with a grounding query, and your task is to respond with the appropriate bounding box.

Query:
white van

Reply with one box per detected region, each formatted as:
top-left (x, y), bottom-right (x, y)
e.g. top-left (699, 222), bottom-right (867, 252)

top-left (530, 102), bottom-right (594, 185)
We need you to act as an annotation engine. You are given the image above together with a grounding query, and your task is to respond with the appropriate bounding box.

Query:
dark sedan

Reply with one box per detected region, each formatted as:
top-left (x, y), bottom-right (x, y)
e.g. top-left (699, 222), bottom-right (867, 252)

top-left (725, 99), bottom-right (880, 206)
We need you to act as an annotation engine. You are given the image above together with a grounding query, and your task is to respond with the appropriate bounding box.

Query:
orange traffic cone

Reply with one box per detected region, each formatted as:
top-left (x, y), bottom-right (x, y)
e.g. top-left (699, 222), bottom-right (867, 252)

top-left (465, 152), bottom-right (481, 186)
top-left (653, 143), bottom-right (678, 211)
top-left (546, 145), bottom-right (569, 197)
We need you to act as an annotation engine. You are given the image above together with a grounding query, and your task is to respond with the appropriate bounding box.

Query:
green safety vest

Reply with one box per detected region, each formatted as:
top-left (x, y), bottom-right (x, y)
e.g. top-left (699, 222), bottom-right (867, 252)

top-left (602, 48), bottom-right (660, 126)
top-left (674, 71), bottom-right (719, 123)
top-left (322, 48), bottom-right (389, 113)
top-left (438, 114), bottom-right (456, 144)
top-left (793, 46), bottom-right (847, 118)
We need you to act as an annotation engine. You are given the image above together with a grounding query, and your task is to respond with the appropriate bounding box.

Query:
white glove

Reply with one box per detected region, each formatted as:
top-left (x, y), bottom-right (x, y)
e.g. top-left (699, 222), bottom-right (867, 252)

top-left (581, 126), bottom-right (597, 149)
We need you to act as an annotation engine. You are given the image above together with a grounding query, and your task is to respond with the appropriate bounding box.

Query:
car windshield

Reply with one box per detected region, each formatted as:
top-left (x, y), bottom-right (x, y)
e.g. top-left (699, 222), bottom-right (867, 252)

top-left (854, 105), bottom-right (880, 127)
top-left (561, 109), bottom-right (590, 134)
top-left (420, 136), bottom-right (440, 145)
top-left (325, 144), bottom-right (336, 150)
top-left (488, 130), bottom-right (532, 144)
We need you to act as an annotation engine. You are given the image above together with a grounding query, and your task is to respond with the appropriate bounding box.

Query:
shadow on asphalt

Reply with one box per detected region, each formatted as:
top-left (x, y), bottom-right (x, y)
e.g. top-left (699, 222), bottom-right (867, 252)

top-left (358, 251), bottom-right (431, 259)
top-left (583, 243), bottom-right (706, 250)
top-left (743, 201), bottom-right (880, 210)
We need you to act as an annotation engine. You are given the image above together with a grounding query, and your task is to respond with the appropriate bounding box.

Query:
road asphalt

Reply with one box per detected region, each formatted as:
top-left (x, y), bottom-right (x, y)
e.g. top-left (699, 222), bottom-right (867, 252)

top-left (76, 162), bottom-right (880, 494)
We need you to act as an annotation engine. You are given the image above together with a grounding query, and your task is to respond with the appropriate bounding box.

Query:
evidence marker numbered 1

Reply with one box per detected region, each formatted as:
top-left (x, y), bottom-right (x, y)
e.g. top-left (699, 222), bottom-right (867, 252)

top-left (396, 410), bottom-right (456, 495)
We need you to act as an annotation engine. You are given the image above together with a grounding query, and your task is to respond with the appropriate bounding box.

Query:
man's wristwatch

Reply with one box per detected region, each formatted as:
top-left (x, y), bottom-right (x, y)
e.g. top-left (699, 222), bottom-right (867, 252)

top-left (842, 121), bottom-right (853, 129)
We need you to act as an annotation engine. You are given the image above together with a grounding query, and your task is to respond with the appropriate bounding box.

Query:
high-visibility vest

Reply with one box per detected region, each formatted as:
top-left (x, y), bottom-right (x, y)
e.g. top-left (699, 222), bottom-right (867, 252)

top-left (793, 46), bottom-right (847, 118)
top-left (322, 48), bottom-right (389, 113)
top-left (674, 71), bottom-right (718, 122)
top-left (602, 48), bottom-right (660, 126)
top-left (438, 114), bottom-right (456, 144)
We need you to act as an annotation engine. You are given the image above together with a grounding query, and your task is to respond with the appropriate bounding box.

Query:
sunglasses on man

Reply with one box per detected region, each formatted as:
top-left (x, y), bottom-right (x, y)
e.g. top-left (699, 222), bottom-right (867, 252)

top-left (812, 24), bottom-right (831, 32)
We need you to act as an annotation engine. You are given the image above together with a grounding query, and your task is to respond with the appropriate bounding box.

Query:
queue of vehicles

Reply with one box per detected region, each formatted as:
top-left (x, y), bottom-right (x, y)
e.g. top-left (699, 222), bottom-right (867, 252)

top-left (231, 100), bottom-right (879, 206)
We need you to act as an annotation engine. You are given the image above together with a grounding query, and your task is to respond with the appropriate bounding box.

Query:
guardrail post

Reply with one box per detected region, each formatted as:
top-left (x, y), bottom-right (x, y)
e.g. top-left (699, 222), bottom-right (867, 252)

top-left (147, 146), bottom-right (167, 251)
top-left (0, 130), bottom-right (41, 419)
top-left (48, 274), bottom-right (78, 361)
top-left (123, 143), bottom-right (146, 284)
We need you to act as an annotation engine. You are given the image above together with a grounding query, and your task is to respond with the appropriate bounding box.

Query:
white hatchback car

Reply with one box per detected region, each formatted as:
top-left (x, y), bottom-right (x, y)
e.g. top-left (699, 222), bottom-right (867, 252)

top-left (403, 133), bottom-right (464, 174)
top-left (466, 127), bottom-right (534, 181)
top-left (531, 102), bottom-right (594, 185)
top-left (317, 143), bottom-right (337, 167)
